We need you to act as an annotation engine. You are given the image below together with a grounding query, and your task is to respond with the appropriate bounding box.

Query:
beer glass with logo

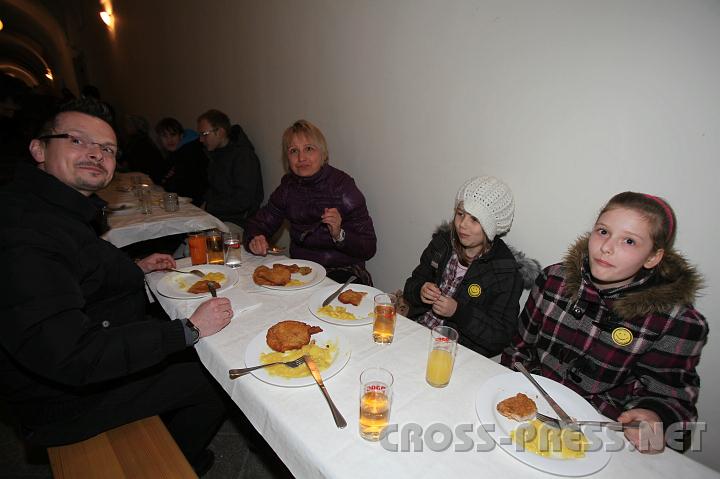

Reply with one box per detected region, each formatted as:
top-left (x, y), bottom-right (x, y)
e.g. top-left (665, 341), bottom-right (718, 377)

top-left (425, 325), bottom-right (459, 388)
top-left (373, 293), bottom-right (397, 344)
top-left (359, 367), bottom-right (393, 441)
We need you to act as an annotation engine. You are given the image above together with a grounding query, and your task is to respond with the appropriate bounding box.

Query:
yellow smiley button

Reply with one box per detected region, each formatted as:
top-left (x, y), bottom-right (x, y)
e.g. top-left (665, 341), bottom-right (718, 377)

top-left (611, 327), bottom-right (633, 346)
top-left (467, 284), bottom-right (482, 297)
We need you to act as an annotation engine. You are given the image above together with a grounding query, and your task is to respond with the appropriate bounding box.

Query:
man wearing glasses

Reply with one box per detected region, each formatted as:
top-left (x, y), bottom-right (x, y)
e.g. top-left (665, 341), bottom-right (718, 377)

top-left (0, 99), bottom-right (232, 476)
top-left (197, 109), bottom-right (263, 233)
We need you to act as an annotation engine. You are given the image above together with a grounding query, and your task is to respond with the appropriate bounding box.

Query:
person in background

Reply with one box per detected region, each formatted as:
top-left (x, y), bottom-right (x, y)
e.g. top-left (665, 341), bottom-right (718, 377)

top-left (245, 119), bottom-right (377, 285)
top-left (404, 176), bottom-right (527, 356)
top-left (156, 117), bottom-right (198, 153)
top-left (197, 109), bottom-right (263, 233)
top-left (0, 98), bottom-right (233, 476)
top-left (155, 117), bottom-right (207, 206)
top-left (120, 114), bottom-right (168, 183)
top-left (502, 192), bottom-right (708, 453)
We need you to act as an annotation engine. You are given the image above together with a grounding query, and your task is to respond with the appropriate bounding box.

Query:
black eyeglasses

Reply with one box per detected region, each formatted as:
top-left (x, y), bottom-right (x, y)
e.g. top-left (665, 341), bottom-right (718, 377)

top-left (199, 128), bottom-right (218, 137)
top-left (37, 133), bottom-right (119, 158)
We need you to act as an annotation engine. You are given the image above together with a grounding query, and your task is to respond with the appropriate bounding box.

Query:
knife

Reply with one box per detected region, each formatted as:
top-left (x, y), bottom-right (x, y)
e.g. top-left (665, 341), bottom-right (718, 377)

top-left (304, 355), bottom-right (347, 428)
top-left (535, 412), bottom-right (642, 430)
top-left (513, 362), bottom-right (577, 430)
top-left (322, 275), bottom-right (357, 307)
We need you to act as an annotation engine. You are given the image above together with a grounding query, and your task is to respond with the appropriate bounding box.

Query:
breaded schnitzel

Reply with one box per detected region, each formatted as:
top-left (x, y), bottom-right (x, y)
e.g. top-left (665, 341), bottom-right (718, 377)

top-left (266, 320), bottom-right (323, 352)
top-left (188, 280), bottom-right (221, 294)
top-left (253, 265), bottom-right (292, 286)
top-left (338, 289), bottom-right (367, 307)
top-left (253, 264), bottom-right (313, 286)
top-left (496, 393), bottom-right (537, 422)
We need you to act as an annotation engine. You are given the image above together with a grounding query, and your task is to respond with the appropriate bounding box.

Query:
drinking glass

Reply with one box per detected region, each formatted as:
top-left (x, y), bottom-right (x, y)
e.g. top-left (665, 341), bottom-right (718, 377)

top-left (132, 181), bottom-right (149, 199)
top-left (223, 232), bottom-right (242, 268)
top-left (425, 325), bottom-right (459, 388)
top-left (373, 293), bottom-right (397, 344)
top-left (138, 185), bottom-right (152, 215)
top-left (205, 229), bottom-right (224, 265)
top-left (163, 192), bottom-right (179, 212)
top-left (359, 367), bottom-right (393, 441)
top-left (188, 232), bottom-right (207, 265)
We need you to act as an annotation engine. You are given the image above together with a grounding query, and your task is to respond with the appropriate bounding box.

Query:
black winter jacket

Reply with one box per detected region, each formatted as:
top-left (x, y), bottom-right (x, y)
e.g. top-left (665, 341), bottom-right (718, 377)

top-left (0, 164), bottom-right (187, 427)
top-left (205, 130), bottom-right (263, 227)
top-left (162, 139), bottom-right (208, 206)
top-left (404, 228), bottom-right (524, 357)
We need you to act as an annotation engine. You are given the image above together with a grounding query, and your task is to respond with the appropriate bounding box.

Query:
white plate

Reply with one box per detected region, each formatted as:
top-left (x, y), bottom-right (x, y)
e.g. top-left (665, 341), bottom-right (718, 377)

top-left (255, 259), bottom-right (326, 290)
top-left (308, 284), bottom-right (383, 326)
top-left (475, 372), bottom-right (612, 476)
top-left (244, 321), bottom-right (351, 387)
top-left (179, 196), bottom-right (192, 204)
top-left (156, 265), bottom-right (239, 299)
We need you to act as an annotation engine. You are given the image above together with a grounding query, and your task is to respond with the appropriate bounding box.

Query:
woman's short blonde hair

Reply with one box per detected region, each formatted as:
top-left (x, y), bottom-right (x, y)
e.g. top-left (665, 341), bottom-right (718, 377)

top-left (281, 119), bottom-right (329, 164)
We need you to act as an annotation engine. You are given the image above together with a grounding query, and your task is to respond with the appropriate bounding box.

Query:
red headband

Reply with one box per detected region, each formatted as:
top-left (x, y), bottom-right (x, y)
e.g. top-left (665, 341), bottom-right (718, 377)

top-left (642, 194), bottom-right (674, 238)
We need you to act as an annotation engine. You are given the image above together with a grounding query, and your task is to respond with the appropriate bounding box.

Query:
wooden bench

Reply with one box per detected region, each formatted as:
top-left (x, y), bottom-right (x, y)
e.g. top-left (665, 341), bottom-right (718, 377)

top-left (47, 415), bottom-right (197, 478)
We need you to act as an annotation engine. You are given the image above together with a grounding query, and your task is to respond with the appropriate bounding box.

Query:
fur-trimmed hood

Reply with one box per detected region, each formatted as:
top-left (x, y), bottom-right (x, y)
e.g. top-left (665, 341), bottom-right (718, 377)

top-left (435, 222), bottom-right (541, 290)
top-left (563, 235), bottom-right (704, 319)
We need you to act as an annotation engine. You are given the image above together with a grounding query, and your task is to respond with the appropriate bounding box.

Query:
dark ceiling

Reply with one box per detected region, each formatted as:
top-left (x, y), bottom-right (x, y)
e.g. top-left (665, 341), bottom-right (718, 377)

top-left (0, 0), bottom-right (84, 90)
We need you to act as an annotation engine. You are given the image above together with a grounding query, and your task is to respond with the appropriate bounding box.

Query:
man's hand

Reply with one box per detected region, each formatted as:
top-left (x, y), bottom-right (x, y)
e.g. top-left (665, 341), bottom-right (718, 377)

top-left (432, 295), bottom-right (458, 317)
top-left (190, 297), bottom-right (233, 338)
top-left (136, 253), bottom-right (176, 273)
top-left (421, 282), bottom-right (441, 304)
top-left (618, 408), bottom-right (665, 454)
top-left (322, 208), bottom-right (343, 239)
top-left (249, 235), bottom-right (269, 256)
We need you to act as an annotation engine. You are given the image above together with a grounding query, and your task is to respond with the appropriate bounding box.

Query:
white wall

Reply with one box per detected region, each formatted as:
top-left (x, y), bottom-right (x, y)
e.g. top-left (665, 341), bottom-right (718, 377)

top-left (78, 0), bottom-right (720, 470)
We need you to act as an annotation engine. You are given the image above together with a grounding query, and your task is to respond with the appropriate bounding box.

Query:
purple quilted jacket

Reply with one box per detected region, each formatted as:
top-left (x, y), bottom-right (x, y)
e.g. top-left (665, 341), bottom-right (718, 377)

top-left (244, 164), bottom-right (377, 268)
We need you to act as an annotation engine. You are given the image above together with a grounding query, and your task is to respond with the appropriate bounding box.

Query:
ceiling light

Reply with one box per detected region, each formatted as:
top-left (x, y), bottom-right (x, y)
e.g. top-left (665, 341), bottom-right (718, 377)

top-left (100, 11), bottom-right (113, 27)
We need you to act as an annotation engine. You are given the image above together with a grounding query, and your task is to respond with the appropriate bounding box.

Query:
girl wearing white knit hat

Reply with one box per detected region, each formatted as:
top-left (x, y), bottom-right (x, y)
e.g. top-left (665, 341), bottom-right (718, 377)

top-left (403, 176), bottom-right (531, 357)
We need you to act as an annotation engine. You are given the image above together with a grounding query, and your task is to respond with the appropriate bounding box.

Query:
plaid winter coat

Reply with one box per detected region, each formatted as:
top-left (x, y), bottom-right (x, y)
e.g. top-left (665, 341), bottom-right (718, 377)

top-left (501, 236), bottom-right (707, 432)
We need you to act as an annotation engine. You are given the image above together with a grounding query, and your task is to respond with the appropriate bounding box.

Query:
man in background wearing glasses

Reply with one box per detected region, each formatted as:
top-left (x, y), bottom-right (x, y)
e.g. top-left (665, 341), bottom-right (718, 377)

top-left (0, 98), bottom-right (232, 476)
top-left (197, 108), bottom-right (263, 233)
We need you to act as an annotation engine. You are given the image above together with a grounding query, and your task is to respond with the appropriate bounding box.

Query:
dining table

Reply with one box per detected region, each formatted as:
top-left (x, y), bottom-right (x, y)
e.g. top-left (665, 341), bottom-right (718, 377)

top-left (145, 253), bottom-right (718, 479)
top-left (97, 172), bottom-right (227, 248)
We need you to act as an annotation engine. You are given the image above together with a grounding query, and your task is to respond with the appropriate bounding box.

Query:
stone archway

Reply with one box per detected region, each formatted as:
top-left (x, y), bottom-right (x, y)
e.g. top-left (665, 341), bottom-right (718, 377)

top-left (0, 0), bottom-right (79, 94)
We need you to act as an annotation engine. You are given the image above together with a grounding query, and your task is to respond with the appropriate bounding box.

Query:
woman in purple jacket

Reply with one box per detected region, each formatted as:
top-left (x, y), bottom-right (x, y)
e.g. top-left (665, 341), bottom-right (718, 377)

top-left (244, 120), bottom-right (377, 285)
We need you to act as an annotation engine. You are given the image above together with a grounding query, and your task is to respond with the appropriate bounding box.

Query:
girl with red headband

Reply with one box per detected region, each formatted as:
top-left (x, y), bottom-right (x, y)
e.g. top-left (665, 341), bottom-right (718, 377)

top-left (502, 192), bottom-right (707, 454)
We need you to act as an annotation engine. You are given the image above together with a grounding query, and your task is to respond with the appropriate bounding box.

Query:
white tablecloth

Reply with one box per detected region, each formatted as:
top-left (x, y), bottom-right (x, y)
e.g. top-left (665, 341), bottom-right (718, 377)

top-left (98, 173), bottom-right (227, 247)
top-left (146, 253), bottom-right (718, 479)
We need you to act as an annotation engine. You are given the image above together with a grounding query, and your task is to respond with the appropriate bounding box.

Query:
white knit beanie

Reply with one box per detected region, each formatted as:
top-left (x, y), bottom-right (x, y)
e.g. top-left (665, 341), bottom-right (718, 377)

top-left (455, 176), bottom-right (515, 241)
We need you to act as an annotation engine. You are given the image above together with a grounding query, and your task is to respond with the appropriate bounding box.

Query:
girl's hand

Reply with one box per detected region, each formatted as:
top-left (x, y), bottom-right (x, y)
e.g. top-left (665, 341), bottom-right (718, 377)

top-left (432, 295), bottom-right (458, 317)
top-left (421, 282), bottom-right (441, 304)
top-left (618, 408), bottom-right (665, 454)
top-left (136, 253), bottom-right (176, 273)
top-left (322, 208), bottom-right (343, 239)
top-left (249, 235), bottom-right (269, 256)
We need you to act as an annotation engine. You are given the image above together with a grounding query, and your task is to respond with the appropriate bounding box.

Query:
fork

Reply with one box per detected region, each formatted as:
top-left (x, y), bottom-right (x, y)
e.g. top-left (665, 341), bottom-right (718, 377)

top-left (535, 411), bottom-right (642, 430)
top-left (228, 357), bottom-right (305, 379)
top-left (164, 268), bottom-right (205, 278)
top-left (298, 222), bottom-right (323, 243)
top-left (267, 246), bottom-right (286, 255)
